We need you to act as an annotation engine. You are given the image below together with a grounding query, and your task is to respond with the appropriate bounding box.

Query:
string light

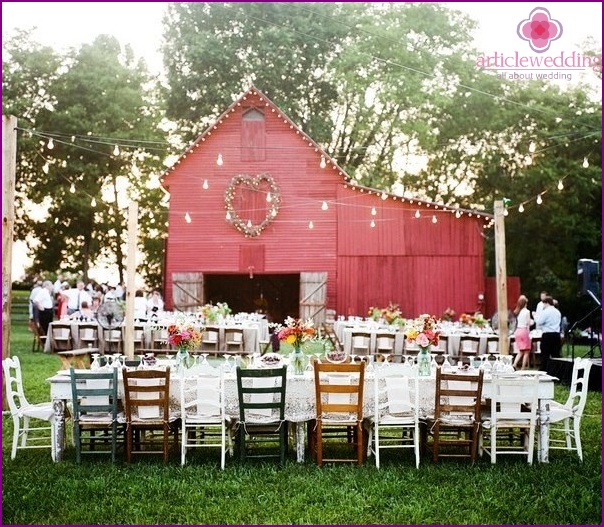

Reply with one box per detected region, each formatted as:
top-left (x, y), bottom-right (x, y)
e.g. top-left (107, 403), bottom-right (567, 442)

top-left (226, 211), bottom-right (231, 220)
top-left (42, 162), bottom-right (49, 174)
top-left (536, 194), bottom-right (543, 205)
top-left (271, 208), bottom-right (277, 217)
top-left (557, 180), bottom-right (564, 190)
top-left (184, 212), bottom-right (191, 223)
top-left (528, 142), bottom-right (536, 153)
top-left (321, 201), bottom-right (328, 211)
top-left (69, 182), bottom-right (76, 193)
top-left (266, 192), bottom-right (272, 202)
top-left (202, 179), bottom-right (209, 190)
top-left (518, 203), bottom-right (525, 213)
top-left (381, 192), bottom-right (388, 200)
top-left (308, 220), bottom-right (314, 229)
top-left (582, 157), bottom-right (589, 168)
top-left (246, 219), bottom-right (253, 229)
top-left (217, 153), bottom-right (223, 166)
top-left (113, 145), bottom-right (120, 156)
top-left (371, 207), bottom-right (377, 216)
top-left (431, 215), bottom-right (437, 224)
top-left (455, 210), bottom-right (461, 218)
top-left (414, 210), bottom-right (420, 219)
top-left (370, 219), bottom-right (376, 228)
top-left (320, 156), bottom-right (326, 169)
top-left (47, 138), bottom-right (54, 149)
top-left (503, 208), bottom-right (509, 216)
top-left (91, 197), bottom-right (96, 207)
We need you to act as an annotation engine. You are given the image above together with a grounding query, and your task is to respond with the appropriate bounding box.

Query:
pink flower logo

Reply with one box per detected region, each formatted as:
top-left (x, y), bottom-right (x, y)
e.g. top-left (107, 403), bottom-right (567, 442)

top-left (517, 7), bottom-right (563, 53)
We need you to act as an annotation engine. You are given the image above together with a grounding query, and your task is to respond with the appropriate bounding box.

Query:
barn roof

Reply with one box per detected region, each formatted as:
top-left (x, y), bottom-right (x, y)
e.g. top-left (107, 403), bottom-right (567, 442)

top-left (161, 85), bottom-right (493, 221)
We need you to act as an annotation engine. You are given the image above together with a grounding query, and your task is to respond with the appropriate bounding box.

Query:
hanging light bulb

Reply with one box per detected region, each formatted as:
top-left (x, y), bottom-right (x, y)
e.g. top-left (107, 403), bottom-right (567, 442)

top-left (381, 192), bottom-right (388, 200)
top-left (503, 208), bottom-right (509, 216)
top-left (266, 192), bottom-right (272, 202)
top-left (536, 194), bottom-right (543, 205)
top-left (91, 197), bottom-right (96, 207)
top-left (217, 153), bottom-right (223, 166)
top-left (184, 212), bottom-right (192, 223)
top-left (518, 203), bottom-right (525, 213)
top-left (271, 208), bottom-right (277, 217)
top-left (557, 180), bottom-right (564, 191)
top-left (432, 215), bottom-right (438, 224)
top-left (455, 210), bottom-right (462, 219)
top-left (202, 179), bottom-right (209, 190)
top-left (47, 138), bottom-right (54, 149)
top-left (370, 219), bottom-right (376, 228)
top-left (71, 135), bottom-right (76, 143)
top-left (371, 207), bottom-right (377, 216)
top-left (308, 221), bottom-right (314, 229)
top-left (246, 219), bottom-right (252, 229)
top-left (414, 210), bottom-right (420, 219)
top-left (320, 156), bottom-right (326, 169)
top-left (42, 162), bottom-right (49, 174)
top-left (321, 201), bottom-right (328, 211)
top-left (226, 211), bottom-right (232, 220)
top-left (54, 217), bottom-right (59, 224)
top-left (582, 157), bottom-right (589, 168)
top-left (528, 142), bottom-right (536, 153)
top-left (69, 182), bottom-right (76, 193)
top-left (113, 145), bottom-right (120, 156)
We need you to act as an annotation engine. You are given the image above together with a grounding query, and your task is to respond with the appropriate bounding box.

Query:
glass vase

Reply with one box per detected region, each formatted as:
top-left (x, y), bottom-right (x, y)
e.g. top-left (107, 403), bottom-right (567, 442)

top-left (290, 346), bottom-right (306, 376)
top-left (175, 348), bottom-right (191, 372)
top-left (418, 347), bottom-right (432, 377)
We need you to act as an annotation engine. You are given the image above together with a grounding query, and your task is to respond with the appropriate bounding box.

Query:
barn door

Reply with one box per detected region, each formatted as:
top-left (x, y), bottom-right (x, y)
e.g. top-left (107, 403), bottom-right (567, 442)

top-left (172, 272), bottom-right (204, 312)
top-left (299, 272), bottom-right (327, 323)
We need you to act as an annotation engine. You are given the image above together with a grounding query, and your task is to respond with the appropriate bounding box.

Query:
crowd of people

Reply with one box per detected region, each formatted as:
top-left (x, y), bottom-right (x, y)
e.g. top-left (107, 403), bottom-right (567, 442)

top-left (28, 275), bottom-right (165, 336)
top-left (512, 290), bottom-right (567, 371)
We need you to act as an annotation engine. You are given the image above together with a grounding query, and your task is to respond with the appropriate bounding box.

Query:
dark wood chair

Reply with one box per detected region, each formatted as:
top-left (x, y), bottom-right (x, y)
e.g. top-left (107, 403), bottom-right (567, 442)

top-left (29, 320), bottom-right (47, 352)
top-left (70, 367), bottom-right (124, 463)
top-left (458, 335), bottom-right (481, 362)
top-left (311, 362), bottom-right (365, 466)
top-left (201, 326), bottom-right (220, 354)
top-left (235, 366), bottom-right (288, 464)
top-left (122, 367), bottom-right (179, 463)
top-left (423, 368), bottom-right (484, 463)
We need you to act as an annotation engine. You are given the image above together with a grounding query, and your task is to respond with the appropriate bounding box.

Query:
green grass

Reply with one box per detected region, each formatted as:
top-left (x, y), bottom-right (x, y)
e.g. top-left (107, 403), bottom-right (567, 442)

top-left (3, 320), bottom-right (602, 525)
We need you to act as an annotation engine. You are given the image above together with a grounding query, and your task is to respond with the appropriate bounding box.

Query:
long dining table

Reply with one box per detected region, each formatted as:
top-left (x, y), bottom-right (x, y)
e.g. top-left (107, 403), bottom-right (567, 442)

top-left (47, 364), bottom-right (557, 464)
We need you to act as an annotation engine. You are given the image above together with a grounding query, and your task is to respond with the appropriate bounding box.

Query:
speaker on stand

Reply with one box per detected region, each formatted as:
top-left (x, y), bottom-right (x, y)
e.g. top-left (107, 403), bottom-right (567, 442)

top-left (570, 259), bottom-right (601, 359)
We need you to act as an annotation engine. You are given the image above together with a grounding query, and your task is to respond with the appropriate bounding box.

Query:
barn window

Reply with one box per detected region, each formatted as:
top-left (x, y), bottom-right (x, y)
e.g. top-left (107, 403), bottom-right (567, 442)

top-left (241, 108), bottom-right (266, 161)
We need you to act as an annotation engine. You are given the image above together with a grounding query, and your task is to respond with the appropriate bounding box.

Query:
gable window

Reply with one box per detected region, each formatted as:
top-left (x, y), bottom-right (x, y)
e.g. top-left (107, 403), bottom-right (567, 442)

top-left (241, 108), bottom-right (266, 161)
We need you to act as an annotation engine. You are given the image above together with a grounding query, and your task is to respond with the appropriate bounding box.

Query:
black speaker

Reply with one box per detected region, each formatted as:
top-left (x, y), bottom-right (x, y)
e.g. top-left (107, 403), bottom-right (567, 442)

top-left (577, 259), bottom-right (600, 296)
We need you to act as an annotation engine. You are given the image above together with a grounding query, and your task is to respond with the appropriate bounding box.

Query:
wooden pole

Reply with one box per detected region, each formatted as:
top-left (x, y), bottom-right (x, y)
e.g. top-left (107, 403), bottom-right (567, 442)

top-left (2, 115), bottom-right (17, 410)
top-left (123, 201), bottom-right (138, 359)
top-left (494, 200), bottom-right (509, 355)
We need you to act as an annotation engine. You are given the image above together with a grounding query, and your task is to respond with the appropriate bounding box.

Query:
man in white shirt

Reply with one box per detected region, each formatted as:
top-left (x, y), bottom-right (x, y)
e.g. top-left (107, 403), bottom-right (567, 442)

top-left (533, 296), bottom-right (561, 371)
top-left (67, 281), bottom-right (92, 315)
top-left (29, 280), bottom-right (43, 322)
top-left (33, 280), bottom-right (55, 335)
top-left (535, 290), bottom-right (549, 316)
top-left (53, 274), bottom-right (64, 295)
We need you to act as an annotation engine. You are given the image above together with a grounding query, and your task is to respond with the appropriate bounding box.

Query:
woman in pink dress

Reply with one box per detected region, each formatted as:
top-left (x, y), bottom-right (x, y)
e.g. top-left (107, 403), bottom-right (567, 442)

top-left (56, 282), bottom-right (70, 318)
top-left (512, 294), bottom-right (533, 370)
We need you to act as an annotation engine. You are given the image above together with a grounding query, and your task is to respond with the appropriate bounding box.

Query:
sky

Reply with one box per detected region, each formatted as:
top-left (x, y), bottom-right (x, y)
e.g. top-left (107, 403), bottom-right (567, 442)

top-left (3, 1), bottom-right (602, 282)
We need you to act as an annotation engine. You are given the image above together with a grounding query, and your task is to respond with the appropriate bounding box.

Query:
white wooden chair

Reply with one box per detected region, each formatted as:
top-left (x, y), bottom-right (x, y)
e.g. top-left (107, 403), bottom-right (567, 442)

top-left (351, 331), bottom-right (372, 357)
top-left (544, 358), bottom-right (593, 461)
top-left (180, 371), bottom-right (232, 469)
top-left (2, 356), bottom-right (57, 460)
top-left (368, 369), bottom-right (420, 468)
top-left (480, 374), bottom-right (539, 464)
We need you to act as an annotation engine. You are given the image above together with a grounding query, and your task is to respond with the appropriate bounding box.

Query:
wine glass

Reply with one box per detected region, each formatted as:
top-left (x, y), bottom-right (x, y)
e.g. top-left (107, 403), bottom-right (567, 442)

top-left (381, 353), bottom-right (391, 367)
top-left (349, 353), bottom-right (357, 365)
top-left (200, 353), bottom-right (210, 367)
top-left (222, 354), bottom-right (232, 373)
top-left (90, 353), bottom-right (101, 371)
top-left (314, 351), bottom-right (323, 365)
top-left (430, 353), bottom-right (438, 371)
top-left (247, 353), bottom-right (255, 368)
top-left (441, 353), bottom-right (452, 373)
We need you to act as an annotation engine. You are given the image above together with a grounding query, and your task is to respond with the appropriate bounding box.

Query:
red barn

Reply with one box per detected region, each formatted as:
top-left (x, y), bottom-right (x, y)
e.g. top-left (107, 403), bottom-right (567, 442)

top-left (161, 87), bottom-right (493, 323)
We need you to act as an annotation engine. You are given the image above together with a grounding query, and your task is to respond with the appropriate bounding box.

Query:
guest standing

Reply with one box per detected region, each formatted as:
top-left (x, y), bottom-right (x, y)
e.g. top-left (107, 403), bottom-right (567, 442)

top-left (33, 281), bottom-right (55, 336)
top-left (512, 295), bottom-right (532, 370)
top-left (146, 290), bottom-right (164, 318)
top-left (533, 296), bottom-right (561, 371)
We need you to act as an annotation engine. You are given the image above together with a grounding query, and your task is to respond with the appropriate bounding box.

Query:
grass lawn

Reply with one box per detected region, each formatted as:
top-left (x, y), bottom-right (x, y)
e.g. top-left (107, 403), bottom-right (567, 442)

top-left (2, 317), bottom-right (602, 525)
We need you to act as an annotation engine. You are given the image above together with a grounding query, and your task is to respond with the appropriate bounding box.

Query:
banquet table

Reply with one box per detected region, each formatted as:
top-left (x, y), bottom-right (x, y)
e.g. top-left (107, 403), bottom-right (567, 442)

top-left (47, 365), bottom-right (556, 464)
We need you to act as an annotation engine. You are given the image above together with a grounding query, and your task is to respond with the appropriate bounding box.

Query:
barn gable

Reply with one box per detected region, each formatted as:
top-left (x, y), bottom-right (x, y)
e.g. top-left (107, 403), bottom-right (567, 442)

top-left (162, 86), bottom-right (492, 321)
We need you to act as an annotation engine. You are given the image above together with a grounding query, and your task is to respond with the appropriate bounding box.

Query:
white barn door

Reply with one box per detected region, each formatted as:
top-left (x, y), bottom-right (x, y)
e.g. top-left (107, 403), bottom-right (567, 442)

top-left (299, 272), bottom-right (327, 324)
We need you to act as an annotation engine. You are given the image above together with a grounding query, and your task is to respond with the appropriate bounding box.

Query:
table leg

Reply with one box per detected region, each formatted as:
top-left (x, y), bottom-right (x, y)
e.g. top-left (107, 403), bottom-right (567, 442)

top-left (52, 398), bottom-right (66, 462)
top-left (538, 400), bottom-right (549, 463)
top-left (295, 422), bottom-right (305, 463)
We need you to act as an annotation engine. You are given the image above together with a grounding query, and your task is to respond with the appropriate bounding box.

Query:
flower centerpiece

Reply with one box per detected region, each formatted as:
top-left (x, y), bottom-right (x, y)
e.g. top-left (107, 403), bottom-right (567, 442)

top-left (199, 302), bottom-right (231, 323)
top-left (459, 312), bottom-right (475, 326)
top-left (164, 317), bottom-right (204, 370)
top-left (441, 307), bottom-right (457, 322)
top-left (404, 314), bottom-right (440, 376)
top-left (274, 317), bottom-right (316, 375)
top-left (472, 312), bottom-right (488, 328)
top-left (367, 302), bottom-right (403, 325)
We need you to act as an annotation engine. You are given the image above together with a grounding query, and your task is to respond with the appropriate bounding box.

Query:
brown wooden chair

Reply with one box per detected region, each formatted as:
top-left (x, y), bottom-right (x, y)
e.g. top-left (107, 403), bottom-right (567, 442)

top-left (423, 368), bottom-right (484, 463)
top-left (311, 362), bottom-right (365, 466)
top-left (122, 367), bottom-right (179, 463)
top-left (201, 326), bottom-right (220, 354)
top-left (458, 335), bottom-right (481, 362)
top-left (29, 320), bottom-right (47, 352)
top-left (78, 322), bottom-right (99, 349)
top-left (224, 328), bottom-right (245, 354)
top-left (50, 322), bottom-right (73, 352)
top-left (321, 322), bottom-right (343, 353)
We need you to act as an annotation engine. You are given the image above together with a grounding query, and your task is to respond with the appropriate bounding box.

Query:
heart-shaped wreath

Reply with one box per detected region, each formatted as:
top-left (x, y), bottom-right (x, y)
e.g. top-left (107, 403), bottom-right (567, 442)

top-left (224, 173), bottom-right (281, 237)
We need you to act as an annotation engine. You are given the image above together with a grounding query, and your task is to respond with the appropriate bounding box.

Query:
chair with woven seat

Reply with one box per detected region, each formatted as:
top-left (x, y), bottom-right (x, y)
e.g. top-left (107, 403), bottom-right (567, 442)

top-left (424, 368), bottom-right (484, 463)
top-left (70, 367), bottom-right (124, 463)
top-left (544, 358), bottom-right (592, 461)
top-left (311, 362), bottom-right (366, 466)
top-left (368, 369), bottom-right (420, 468)
top-left (180, 370), bottom-right (232, 468)
top-left (235, 366), bottom-right (288, 464)
top-left (480, 373), bottom-right (539, 464)
top-left (122, 367), bottom-right (180, 463)
top-left (2, 356), bottom-right (57, 461)
top-left (50, 322), bottom-right (73, 352)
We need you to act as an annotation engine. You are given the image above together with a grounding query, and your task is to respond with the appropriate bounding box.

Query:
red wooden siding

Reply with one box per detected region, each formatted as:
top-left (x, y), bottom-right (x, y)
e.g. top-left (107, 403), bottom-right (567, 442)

top-left (162, 87), bottom-right (489, 318)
